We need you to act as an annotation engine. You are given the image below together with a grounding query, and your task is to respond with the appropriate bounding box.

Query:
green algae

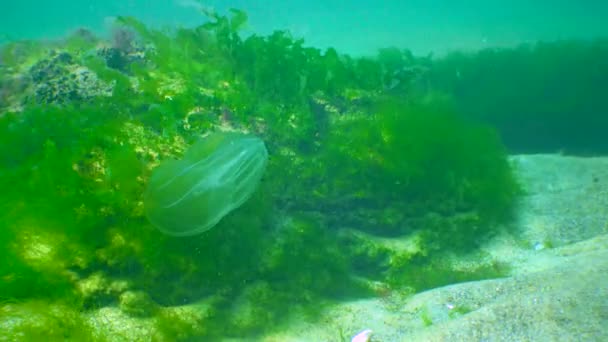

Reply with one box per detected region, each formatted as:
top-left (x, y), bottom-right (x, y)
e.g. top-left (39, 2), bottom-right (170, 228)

top-left (0, 8), bottom-right (531, 340)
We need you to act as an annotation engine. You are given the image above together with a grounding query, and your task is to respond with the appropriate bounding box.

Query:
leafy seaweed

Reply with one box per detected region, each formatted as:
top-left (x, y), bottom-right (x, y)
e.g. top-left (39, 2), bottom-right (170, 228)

top-left (0, 8), bottom-right (525, 340)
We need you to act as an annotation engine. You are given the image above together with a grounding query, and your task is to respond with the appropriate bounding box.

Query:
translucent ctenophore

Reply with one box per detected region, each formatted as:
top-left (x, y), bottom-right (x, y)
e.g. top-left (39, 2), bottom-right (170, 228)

top-left (144, 132), bottom-right (268, 236)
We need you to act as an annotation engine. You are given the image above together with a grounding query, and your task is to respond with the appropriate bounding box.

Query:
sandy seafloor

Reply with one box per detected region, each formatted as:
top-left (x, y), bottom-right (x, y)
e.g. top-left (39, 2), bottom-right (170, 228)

top-left (252, 154), bottom-right (608, 341)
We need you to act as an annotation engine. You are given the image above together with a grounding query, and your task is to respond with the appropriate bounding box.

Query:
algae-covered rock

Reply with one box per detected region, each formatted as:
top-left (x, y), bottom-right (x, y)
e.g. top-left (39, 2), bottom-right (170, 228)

top-left (154, 300), bottom-right (217, 340)
top-left (27, 51), bottom-right (114, 104)
top-left (227, 281), bottom-right (279, 335)
top-left (87, 306), bottom-right (157, 341)
top-left (75, 272), bottom-right (130, 308)
top-left (0, 301), bottom-right (97, 341)
top-left (119, 290), bottom-right (159, 317)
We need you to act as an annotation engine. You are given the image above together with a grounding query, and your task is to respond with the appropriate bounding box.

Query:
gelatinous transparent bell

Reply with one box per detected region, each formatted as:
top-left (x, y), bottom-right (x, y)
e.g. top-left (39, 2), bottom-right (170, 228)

top-left (144, 132), bottom-right (268, 236)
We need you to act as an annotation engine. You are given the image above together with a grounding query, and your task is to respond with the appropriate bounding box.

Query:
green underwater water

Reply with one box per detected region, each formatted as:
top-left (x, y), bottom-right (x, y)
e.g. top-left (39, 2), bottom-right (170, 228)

top-left (0, 5), bottom-right (607, 341)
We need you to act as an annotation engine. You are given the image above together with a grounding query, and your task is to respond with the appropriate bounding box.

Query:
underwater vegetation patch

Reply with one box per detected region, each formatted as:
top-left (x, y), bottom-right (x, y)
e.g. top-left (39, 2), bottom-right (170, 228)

top-left (311, 95), bottom-right (520, 250)
top-left (428, 39), bottom-right (608, 154)
top-left (0, 8), bottom-right (530, 340)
